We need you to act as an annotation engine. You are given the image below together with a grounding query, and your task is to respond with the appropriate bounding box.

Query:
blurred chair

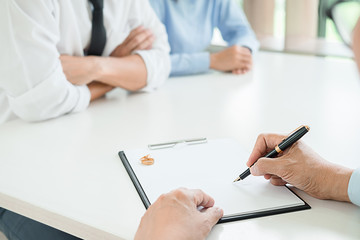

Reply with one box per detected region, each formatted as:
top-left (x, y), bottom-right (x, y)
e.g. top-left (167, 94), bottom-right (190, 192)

top-left (326, 0), bottom-right (360, 47)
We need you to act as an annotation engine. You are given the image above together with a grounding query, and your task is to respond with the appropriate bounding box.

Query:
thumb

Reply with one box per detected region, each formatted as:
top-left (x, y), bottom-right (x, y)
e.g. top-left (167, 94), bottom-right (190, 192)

top-left (250, 157), bottom-right (284, 177)
top-left (201, 207), bottom-right (223, 228)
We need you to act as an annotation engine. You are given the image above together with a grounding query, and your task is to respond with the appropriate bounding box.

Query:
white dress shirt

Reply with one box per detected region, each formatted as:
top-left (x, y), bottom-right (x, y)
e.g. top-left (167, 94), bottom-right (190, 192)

top-left (0, 0), bottom-right (170, 123)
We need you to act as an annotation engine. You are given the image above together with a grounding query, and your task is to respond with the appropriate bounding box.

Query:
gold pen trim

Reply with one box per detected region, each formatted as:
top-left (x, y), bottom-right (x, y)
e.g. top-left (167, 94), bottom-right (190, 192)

top-left (275, 145), bottom-right (282, 154)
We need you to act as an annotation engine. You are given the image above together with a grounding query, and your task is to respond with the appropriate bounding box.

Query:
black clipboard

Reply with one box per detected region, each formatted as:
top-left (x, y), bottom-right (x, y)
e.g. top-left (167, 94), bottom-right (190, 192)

top-left (118, 145), bottom-right (310, 224)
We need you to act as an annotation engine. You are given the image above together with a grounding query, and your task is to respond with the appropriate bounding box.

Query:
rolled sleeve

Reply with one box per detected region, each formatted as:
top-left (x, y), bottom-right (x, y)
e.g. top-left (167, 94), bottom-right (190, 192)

top-left (135, 49), bottom-right (170, 92)
top-left (131, 0), bottom-right (171, 92)
top-left (8, 65), bottom-right (90, 122)
top-left (348, 168), bottom-right (360, 206)
top-left (170, 52), bottom-right (210, 76)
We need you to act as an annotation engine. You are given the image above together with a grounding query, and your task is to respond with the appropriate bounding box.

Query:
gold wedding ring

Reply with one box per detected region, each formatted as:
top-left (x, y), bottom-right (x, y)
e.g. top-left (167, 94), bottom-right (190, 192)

top-left (140, 154), bottom-right (154, 165)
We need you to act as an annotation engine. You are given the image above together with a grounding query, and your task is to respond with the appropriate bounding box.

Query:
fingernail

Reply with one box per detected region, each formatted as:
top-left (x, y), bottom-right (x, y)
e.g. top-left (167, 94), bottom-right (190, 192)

top-left (215, 207), bottom-right (224, 217)
top-left (214, 207), bottom-right (221, 213)
top-left (250, 166), bottom-right (258, 175)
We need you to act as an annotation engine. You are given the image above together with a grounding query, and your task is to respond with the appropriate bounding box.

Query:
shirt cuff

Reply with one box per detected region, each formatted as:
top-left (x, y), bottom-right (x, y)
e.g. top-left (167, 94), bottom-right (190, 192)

top-left (348, 168), bottom-right (360, 206)
top-left (232, 38), bottom-right (260, 55)
top-left (170, 52), bottom-right (210, 77)
top-left (192, 52), bottom-right (210, 73)
top-left (134, 50), bottom-right (170, 92)
top-left (242, 46), bottom-right (253, 53)
top-left (73, 85), bottom-right (91, 112)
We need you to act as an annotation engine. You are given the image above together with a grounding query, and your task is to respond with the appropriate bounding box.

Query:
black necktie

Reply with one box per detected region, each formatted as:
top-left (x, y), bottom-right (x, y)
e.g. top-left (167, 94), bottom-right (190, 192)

top-left (87, 0), bottom-right (106, 56)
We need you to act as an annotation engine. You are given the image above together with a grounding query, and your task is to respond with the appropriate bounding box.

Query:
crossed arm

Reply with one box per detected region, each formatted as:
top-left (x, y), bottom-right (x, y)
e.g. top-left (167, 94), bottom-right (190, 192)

top-left (60, 26), bottom-right (155, 101)
top-left (3, 0), bottom-right (169, 122)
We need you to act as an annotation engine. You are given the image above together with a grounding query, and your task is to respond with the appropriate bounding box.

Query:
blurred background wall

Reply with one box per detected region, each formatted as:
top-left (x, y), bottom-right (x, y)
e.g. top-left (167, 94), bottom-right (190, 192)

top-left (213, 0), bottom-right (360, 58)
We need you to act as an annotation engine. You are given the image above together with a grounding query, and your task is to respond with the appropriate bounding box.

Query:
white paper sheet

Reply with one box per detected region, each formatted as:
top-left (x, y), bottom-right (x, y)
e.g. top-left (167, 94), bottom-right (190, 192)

top-left (124, 139), bottom-right (305, 217)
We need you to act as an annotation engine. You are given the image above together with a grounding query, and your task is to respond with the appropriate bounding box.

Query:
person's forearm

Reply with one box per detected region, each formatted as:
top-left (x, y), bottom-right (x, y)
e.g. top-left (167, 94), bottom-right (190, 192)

top-left (94, 54), bottom-right (147, 91)
top-left (88, 82), bottom-right (114, 101)
top-left (325, 164), bottom-right (353, 202)
top-left (353, 18), bottom-right (360, 72)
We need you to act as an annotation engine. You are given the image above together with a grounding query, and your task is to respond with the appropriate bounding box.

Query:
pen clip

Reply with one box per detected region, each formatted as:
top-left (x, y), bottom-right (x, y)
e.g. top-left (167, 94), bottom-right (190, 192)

top-left (281, 125), bottom-right (307, 140)
top-left (148, 138), bottom-right (207, 150)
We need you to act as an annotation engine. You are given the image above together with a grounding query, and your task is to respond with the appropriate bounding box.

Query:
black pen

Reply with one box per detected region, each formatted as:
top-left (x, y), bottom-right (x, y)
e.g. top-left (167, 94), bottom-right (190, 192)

top-left (233, 125), bottom-right (310, 182)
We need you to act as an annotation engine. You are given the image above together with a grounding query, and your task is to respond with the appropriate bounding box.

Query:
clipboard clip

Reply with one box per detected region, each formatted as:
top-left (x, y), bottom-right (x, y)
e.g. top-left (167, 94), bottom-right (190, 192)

top-left (148, 138), bottom-right (207, 150)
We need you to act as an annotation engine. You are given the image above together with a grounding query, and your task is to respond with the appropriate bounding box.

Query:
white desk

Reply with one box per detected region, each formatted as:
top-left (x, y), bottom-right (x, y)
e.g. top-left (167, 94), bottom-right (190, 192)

top-left (0, 52), bottom-right (360, 240)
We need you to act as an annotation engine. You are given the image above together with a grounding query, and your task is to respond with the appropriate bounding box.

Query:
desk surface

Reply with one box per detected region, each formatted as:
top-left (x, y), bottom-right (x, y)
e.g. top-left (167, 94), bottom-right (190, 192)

top-left (0, 52), bottom-right (360, 240)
